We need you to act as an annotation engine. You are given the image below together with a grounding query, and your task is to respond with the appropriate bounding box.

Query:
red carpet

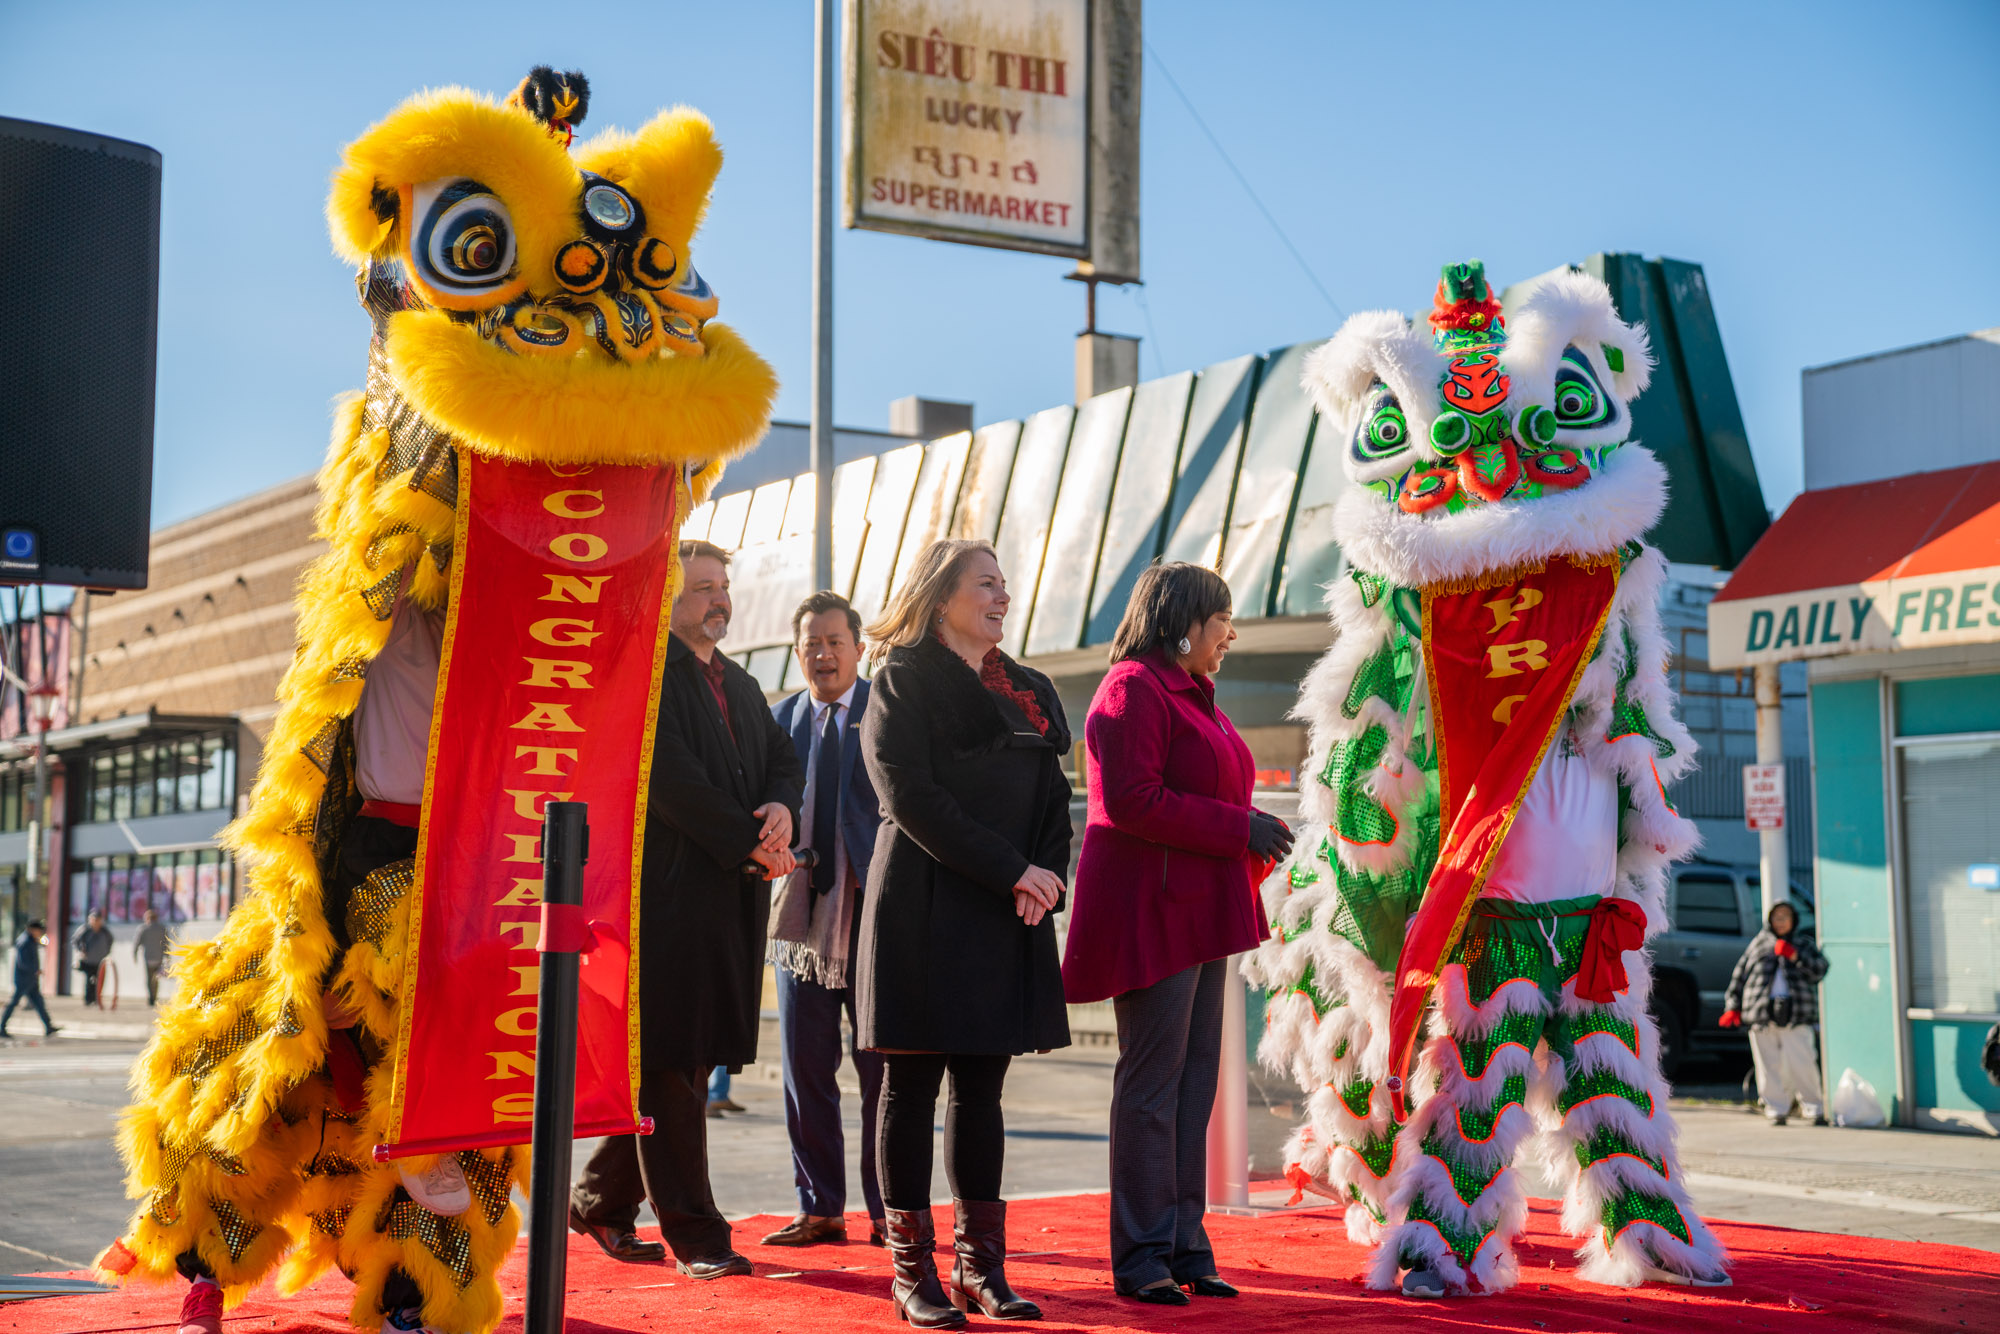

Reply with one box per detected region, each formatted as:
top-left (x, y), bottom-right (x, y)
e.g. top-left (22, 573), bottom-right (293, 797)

top-left (10, 1195), bottom-right (1995, 1334)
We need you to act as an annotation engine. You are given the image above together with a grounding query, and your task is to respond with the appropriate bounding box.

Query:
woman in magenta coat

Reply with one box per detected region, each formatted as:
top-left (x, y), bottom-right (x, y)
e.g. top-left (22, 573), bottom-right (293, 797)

top-left (1062, 563), bottom-right (1293, 1305)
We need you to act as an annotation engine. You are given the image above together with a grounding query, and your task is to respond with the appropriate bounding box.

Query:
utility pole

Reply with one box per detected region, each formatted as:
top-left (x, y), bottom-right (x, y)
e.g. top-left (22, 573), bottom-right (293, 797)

top-left (1753, 663), bottom-right (1788, 915)
top-left (809, 0), bottom-right (836, 592)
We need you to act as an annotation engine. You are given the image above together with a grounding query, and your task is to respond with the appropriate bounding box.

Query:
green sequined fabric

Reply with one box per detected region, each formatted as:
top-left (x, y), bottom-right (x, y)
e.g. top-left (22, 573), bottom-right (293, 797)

top-left (1403, 1196), bottom-right (1493, 1266)
top-left (1602, 1186), bottom-right (1691, 1246)
top-left (1453, 1073), bottom-right (1527, 1143)
top-left (1557, 1067), bottom-right (1654, 1118)
top-left (1457, 1007), bottom-right (1542, 1078)
top-left (1421, 1134), bottom-right (1506, 1207)
top-left (1573, 1125), bottom-right (1665, 1178)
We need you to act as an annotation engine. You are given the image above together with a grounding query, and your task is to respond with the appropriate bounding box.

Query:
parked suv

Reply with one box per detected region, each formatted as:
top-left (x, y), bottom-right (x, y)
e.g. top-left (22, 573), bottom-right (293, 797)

top-left (1649, 859), bottom-right (1815, 1079)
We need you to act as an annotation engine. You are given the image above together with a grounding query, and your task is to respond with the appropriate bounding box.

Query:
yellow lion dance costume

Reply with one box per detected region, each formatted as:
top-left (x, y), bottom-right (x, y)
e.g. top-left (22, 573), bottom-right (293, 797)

top-left (96, 68), bottom-right (775, 1334)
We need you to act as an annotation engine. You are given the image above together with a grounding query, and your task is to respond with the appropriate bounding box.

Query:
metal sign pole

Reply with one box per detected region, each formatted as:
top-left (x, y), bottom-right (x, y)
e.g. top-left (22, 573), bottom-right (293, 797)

top-left (523, 801), bottom-right (589, 1334)
top-left (809, 0), bottom-right (835, 593)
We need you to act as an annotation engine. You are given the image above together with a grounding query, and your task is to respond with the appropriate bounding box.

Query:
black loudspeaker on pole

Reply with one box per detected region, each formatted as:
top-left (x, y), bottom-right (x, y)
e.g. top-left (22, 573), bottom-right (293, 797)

top-left (525, 801), bottom-right (588, 1334)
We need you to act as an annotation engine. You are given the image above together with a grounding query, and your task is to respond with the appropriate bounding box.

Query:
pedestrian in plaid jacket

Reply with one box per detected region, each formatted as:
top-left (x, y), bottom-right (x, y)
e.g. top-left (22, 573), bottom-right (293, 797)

top-left (1721, 903), bottom-right (1829, 1124)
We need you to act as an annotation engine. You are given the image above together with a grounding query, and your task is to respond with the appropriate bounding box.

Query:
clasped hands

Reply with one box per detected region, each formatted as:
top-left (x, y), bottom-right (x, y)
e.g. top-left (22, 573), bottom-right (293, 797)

top-left (748, 803), bottom-right (796, 880)
top-left (1013, 865), bottom-right (1064, 927)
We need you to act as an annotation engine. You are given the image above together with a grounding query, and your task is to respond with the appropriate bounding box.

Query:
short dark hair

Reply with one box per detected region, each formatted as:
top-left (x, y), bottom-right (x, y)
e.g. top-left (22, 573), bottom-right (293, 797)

top-left (26, 918), bottom-right (43, 932)
top-left (792, 590), bottom-right (862, 641)
top-left (678, 538), bottom-right (731, 566)
top-left (1109, 562), bottom-right (1233, 664)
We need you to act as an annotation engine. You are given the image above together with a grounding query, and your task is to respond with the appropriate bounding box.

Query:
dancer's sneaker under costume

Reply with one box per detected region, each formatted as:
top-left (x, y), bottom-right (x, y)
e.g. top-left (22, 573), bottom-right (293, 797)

top-left (1247, 261), bottom-right (1730, 1296)
top-left (94, 68), bottom-right (775, 1334)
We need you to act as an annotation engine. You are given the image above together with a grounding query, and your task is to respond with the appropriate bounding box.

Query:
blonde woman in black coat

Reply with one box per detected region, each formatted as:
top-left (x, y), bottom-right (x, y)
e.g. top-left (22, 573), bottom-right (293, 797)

top-left (858, 538), bottom-right (1073, 1328)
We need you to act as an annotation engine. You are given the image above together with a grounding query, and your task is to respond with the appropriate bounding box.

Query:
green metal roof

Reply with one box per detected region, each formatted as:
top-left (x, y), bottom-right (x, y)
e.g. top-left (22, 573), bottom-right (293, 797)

top-left (695, 252), bottom-right (1769, 691)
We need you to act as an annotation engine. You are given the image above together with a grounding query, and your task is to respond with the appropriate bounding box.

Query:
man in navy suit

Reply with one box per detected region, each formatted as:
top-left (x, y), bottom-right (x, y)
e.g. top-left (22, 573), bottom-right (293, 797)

top-left (760, 591), bottom-right (887, 1247)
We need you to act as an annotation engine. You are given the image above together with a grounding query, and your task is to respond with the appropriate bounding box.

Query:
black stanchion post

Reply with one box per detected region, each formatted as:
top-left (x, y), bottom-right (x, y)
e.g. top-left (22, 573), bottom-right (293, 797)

top-left (524, 801), bottom-right (588, 1334)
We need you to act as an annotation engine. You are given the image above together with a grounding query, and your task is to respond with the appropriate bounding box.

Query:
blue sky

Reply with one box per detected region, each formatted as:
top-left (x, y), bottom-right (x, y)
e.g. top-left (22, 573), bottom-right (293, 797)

top-left (3, 0), bottom-right (1995, 529)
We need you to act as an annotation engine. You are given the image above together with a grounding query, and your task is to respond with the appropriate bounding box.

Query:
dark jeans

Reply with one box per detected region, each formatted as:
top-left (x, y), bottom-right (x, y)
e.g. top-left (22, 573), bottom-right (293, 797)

top-left (571, 1065), bottom-right (732, 1261)
top-left (79, 963), bottom-right (105, 1006)
top-left (776, 963), bottom-right (885, 1220)
top-left (144, 964), bottom-right (163, 1006)
top-left (877, 1052), bottom-right (1010, 1211)
top-left (1108, 958), bottom-right (1226, 1292)
top-left (2, 983), bottom-right (53, 1032)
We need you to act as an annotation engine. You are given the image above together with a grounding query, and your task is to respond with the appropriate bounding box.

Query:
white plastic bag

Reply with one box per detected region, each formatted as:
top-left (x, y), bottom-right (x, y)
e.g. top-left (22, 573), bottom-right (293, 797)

top-left (1831, 1067), bottom-right (1887, 1128)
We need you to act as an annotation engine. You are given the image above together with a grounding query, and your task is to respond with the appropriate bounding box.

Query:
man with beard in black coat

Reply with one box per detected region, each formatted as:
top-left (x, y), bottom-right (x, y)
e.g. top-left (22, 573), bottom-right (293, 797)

top-left (569, 539), bottom-right (803, 1278)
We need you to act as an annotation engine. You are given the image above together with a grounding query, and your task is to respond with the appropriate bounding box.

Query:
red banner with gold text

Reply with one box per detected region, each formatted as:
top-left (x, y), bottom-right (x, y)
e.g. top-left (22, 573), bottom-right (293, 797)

top-left (381, 454), bottom-right (681, 1156)
top-left (1384, 556), bottom-right (1619, 1120)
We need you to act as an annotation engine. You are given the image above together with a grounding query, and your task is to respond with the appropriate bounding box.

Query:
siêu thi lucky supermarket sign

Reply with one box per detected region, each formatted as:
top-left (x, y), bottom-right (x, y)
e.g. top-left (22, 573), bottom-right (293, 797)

top-left (1707, 564), bottom-right (2000, 670)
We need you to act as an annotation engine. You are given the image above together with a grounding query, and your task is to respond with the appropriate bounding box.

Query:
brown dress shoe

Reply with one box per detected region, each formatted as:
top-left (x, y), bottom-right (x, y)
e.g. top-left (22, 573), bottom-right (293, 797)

top-left (567, 1207), bottom-right (666, 1263)
top-left (761, 1214), bottom-right (848, 1246)
top-left (676, 1251), bottom-right (754, 1280)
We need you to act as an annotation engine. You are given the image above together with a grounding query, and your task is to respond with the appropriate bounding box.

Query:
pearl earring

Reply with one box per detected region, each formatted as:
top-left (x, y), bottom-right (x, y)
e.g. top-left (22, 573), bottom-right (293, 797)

top-left (1177, 636), bottom-right (1192, 655)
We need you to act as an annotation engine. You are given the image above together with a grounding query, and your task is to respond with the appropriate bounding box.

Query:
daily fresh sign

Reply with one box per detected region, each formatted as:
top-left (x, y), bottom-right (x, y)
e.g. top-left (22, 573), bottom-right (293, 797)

top-left (846, 0), bottom-right (1089, 257)
top-left (1707, 564), bottom-right (2000, 670)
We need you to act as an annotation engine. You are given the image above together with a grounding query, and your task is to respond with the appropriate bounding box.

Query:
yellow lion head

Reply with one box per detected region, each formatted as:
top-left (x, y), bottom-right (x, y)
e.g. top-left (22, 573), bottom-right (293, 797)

top-left (325, 66), bottom-right (775, 472)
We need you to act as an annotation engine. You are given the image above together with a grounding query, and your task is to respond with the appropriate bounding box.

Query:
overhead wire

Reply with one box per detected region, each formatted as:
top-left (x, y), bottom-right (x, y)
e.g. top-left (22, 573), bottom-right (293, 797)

top-left (1145, 39), bottom-right (1345, 322)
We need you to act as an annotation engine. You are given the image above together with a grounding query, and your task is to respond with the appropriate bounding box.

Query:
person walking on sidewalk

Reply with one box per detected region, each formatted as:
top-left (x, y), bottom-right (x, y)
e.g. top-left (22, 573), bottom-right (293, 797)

top-left (1721, 901), bottom-right (1830, 1125)
top-left (1062, 563), bottom-right (1289, 1307)
top-left (134, 907), bottom-right (171, 1006)
top-left (72, 909), bottom-right (113, 1007)
top-left (762, 591), bottom-right (887, 1250)
top-left (2, 919), bottom-right (60, 1037)
top-left (858, 539), bottom-right (1074, 1328)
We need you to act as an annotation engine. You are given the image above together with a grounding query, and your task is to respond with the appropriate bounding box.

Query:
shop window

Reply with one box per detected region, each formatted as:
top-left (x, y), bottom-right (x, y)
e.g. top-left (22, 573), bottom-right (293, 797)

top-left (91, 753), bottom-right (114, 822)
top-left (198, 736), bottom-right (225, 809)
top-left (1901, 736), bottom-right (2000, 1013)
top-left (0, 769), bottom-right (19, 832)
top-left (177, 738), bottom-right (201, 812)
top-left (1672, 872), bottom-right (1742, 936)
top-left (112, 748), bottom-right (135, 820)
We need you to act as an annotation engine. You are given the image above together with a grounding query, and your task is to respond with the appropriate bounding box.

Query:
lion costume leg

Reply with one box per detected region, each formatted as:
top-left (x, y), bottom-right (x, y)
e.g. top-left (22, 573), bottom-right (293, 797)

top-left (1538, 965), bottom-right (1729, 1287)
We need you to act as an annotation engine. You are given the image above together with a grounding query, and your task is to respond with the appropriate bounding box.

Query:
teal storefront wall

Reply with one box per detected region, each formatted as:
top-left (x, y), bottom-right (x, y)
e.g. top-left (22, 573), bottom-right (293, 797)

top-left (1809, 678), bottom-right (1904, 1122)
top-left (1912, 1016), bottom-right (2000, 1114)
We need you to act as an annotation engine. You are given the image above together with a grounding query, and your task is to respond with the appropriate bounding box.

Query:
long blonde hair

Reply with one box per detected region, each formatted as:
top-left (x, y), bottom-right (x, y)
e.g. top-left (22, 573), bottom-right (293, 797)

top-left (864, 538), bottom-right (996, 663)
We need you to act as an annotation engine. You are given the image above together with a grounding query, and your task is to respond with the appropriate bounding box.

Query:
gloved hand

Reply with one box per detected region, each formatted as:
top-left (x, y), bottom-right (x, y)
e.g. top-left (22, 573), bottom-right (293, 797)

top-left (1718, 1009), bottom-right (1743, 1029)
top-left (1773, 939), bottom-right (1797, 959)
top-left (1247, 809), bottom-right (1295, 861)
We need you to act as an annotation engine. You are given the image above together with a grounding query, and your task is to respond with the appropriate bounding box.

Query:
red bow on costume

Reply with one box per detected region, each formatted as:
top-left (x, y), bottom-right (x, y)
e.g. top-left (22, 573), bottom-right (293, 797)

top-left (1573, 897), bottom-right (1648, 1004)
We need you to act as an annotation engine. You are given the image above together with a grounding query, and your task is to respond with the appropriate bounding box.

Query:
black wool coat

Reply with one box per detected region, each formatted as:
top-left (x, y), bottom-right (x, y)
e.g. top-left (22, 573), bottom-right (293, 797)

top-left (856, 635), bottom-right (1074, 1056)
top-left (638, 635), bottom-right (803, 1071)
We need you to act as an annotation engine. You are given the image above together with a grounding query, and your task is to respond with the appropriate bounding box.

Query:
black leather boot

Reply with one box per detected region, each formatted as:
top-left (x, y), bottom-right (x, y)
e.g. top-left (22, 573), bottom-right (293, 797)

top-left (949, 1198), bottom-right (1041, 1320)
top-left (883, 1207), bottom-right (966, 1328)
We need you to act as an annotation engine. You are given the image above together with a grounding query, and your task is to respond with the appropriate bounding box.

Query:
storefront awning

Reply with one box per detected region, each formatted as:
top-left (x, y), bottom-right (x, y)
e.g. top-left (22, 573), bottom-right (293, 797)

top-left (1708, 461), bottom-right (2000, 669)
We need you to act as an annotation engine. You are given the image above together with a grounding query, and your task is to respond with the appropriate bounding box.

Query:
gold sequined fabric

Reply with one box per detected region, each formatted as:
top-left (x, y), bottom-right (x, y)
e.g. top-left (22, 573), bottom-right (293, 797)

top-left (211, 1198), bottom-right (263, 1263)
top-left (365, 523), bottom-right (418, 570)
top-left (360, 568), bottom-right (405, 620)
top-left (347, 860), bottom-right (415, 950)
top-left (301, 719), bottom-right (342, 774)
top-left (204, 1148), bottom-right (248, 1176)
top-left (173, 1012), bottom-right (264, 1089)
top-left (193, 953), bottom-right (265, 1011)
top-left (458, 1151), bottom-right (515, 1227)
top-left (311, 1205), bottom-right (354, 1238)
top-left (428, 539), bottom-right (453, 573)
top-left (328, 655), bottom-right (371, 683)
top-left (275, 1001), bottom-right (305, 1036)
top-left (148, 1137), bottom-right (195, 1225)
top-left (378, 1199), bottom-right (474, 1289)
top-left (363, 343), bottom-right (459, 507)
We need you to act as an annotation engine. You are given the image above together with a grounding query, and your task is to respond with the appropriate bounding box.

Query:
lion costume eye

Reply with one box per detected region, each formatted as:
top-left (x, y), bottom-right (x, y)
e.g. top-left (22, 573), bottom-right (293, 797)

top-left (1552, 346), bottom-right (1614, 429)
top-left (1353, 389), bottom-right (1411, 463)
top-left (411, 179), bottom-right (518, 299)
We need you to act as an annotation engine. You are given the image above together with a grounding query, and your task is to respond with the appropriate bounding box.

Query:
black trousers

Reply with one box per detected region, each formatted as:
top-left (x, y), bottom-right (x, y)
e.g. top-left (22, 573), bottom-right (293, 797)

top-left (1108, 958), bottom-right (1226, 1292)
top-left (876, 1052), bottom-right (1010, 1211)
top-left (2, 982), bottom-right (53, 1032)
top-left (571, 1065), bottom-right (731, 1261)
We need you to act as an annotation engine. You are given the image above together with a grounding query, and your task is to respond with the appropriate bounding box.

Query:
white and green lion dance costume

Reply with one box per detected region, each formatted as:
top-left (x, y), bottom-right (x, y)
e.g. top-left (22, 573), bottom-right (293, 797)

top-left (1248, 261), bottom-right (1731, 1296)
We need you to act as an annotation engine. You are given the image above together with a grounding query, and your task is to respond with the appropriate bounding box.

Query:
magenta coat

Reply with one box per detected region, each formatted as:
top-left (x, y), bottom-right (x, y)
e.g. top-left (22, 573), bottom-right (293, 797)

top-left (1061, 651), bottom-right (1269, 1003)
